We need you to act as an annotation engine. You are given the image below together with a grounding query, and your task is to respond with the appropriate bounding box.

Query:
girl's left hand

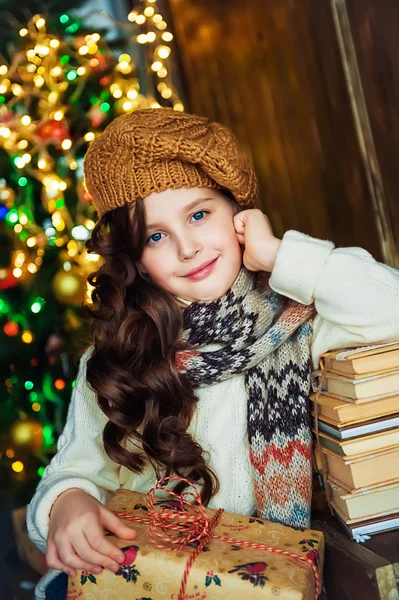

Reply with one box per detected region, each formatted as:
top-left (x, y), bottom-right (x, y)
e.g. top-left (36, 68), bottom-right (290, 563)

top-left (234, 209), bottom-right (281, 272)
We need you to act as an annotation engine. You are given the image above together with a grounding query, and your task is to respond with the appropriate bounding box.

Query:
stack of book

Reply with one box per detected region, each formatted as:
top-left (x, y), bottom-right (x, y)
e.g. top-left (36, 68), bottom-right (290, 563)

top-left (311, 341), bottom-right (399, 539)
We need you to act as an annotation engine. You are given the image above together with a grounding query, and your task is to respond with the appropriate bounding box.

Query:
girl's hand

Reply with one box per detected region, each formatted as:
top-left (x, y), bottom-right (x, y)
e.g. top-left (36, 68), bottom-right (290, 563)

top-left (46, 488), bottom-right (137, 578)
top-left (234, 209), bottom-right (281, 272)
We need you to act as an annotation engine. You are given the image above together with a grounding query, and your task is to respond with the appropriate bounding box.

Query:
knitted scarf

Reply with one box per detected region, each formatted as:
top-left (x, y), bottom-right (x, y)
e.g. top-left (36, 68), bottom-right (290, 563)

top-left (177, 268), bottom-right (317, 529)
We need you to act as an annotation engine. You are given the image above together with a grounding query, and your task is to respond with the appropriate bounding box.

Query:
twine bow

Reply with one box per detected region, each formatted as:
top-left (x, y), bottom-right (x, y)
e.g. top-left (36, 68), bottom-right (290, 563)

top-left (114, 476), bottom-right (321, 600)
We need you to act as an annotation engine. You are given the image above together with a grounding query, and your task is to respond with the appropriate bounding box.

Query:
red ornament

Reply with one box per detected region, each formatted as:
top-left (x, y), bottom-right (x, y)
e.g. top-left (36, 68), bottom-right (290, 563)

top-left (4, 321), bottom-right (19, 336)
top-left (36, 119), bottom-right (69, 143)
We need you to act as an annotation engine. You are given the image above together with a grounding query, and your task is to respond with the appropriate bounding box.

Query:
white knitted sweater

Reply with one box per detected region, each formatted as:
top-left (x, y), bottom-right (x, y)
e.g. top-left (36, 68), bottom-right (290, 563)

top-left (27, 230), bottom-right (399, 598)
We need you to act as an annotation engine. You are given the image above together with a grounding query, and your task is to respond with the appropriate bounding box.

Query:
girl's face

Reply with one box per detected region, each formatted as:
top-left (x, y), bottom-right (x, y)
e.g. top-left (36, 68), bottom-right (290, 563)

top-left (139, 187), bottom-right (243, 302)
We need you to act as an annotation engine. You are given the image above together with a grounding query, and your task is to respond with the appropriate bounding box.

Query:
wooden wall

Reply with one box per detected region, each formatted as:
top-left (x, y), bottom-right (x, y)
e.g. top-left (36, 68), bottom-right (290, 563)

top-left (167, 0), bottom-right (399, 265)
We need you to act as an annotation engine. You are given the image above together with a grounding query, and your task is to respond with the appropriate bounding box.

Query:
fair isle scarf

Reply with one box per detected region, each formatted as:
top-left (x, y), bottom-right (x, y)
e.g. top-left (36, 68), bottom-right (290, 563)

top-left (176, 268), bottom-right (316, 529)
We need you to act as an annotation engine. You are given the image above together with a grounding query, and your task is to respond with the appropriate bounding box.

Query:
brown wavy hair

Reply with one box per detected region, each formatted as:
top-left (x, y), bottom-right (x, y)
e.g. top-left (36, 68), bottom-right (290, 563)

top-left (83, 199), bottom-right (222, 504)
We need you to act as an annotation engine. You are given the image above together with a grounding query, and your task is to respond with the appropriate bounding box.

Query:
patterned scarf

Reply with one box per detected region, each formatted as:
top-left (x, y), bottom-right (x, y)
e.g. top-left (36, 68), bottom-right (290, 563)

top-left (176, 268), bottom-right (316, 529)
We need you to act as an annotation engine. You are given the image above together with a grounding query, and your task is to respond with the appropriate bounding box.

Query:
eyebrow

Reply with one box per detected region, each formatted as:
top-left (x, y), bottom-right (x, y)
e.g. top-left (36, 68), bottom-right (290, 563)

top-left (146, 196), bottom-right (215, 231)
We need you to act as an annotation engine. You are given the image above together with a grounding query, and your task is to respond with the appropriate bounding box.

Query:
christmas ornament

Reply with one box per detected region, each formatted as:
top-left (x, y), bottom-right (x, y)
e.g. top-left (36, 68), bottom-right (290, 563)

top-left (52, 266), bottom-right (85, 305)
top-left (10, 419), bottom-right (43, 452)
top-left (36, 120), bottom-right (70, 144)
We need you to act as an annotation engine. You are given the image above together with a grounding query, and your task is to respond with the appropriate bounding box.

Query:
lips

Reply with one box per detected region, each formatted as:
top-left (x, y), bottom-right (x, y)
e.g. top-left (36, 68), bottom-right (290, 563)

top-left (183, 258), bottom-right (218, 281)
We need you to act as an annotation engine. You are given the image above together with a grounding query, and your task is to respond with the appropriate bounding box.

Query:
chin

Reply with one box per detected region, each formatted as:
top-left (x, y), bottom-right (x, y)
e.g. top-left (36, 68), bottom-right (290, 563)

top-left (184, 278), bottom-right (237, 303)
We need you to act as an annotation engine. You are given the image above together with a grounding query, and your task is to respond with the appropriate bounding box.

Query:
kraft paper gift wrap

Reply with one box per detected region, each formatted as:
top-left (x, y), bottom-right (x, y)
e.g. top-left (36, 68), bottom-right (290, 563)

top-left (67, 486), bottom-right (324, 600)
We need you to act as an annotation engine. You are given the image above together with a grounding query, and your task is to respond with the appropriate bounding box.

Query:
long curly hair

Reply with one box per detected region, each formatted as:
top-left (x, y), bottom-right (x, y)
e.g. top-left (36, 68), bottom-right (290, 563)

top-left (83, 199), bottom-right (221, 504)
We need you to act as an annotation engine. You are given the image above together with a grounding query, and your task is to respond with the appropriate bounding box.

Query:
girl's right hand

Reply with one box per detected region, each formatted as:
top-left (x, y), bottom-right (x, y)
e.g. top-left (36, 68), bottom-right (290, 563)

top-left (46, 488), bottom-right (137, 578)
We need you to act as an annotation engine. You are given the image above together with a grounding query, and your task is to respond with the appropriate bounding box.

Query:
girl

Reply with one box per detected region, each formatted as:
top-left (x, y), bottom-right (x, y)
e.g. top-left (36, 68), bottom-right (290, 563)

top-left (27, 108), bottom-right (399, 599)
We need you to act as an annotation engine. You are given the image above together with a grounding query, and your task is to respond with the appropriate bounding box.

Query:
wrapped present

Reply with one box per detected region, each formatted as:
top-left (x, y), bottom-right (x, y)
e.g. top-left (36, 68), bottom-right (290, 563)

top-left (67, 477), bottom-right (324, 600)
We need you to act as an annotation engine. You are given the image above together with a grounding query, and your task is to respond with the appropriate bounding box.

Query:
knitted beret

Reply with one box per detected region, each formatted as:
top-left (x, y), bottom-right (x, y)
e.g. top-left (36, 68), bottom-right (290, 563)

top-left (83, 108), bottom-right (258, 217)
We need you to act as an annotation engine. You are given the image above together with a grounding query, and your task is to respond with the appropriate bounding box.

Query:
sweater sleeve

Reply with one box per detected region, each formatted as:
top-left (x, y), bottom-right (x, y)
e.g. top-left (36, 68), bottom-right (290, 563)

top-left (269, 230), bottom-right (399, 369)
top-left (26, 347), bottom-right (121, 554)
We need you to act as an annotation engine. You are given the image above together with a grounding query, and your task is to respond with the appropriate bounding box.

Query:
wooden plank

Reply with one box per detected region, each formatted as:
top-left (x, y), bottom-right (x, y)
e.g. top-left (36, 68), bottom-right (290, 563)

top-left (346, 0), bottom-right (399, 265)
top-left (167, 0), bottom-right (385, 258)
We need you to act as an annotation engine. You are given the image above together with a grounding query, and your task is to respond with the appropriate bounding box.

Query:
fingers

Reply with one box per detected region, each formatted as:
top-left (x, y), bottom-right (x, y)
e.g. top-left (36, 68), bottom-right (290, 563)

top-left (78, 530), bottom-right (125, 572)
top-left (46, 540), bottom-right (101, 578)
top-left (100, 507), bottom-right (137, 541)
top-left (57, 538), bottom-right (104, 574)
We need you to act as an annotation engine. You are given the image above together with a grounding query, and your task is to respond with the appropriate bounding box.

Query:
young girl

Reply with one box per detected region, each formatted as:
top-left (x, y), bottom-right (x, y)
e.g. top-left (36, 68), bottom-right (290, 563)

top-left (27, 108), bottom-right (399, 599)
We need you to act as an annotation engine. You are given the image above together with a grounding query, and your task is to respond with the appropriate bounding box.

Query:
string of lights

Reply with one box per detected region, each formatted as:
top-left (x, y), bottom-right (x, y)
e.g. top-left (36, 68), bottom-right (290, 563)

top-left (0, 0), bottom-right (184, 482)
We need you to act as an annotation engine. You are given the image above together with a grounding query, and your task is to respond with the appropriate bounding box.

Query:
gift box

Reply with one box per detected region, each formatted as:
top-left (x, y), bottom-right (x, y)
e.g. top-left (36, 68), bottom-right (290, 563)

top-left (67, 478), bottom-right (324, 600)
top-left (11, 506), bottom-right (48, 575)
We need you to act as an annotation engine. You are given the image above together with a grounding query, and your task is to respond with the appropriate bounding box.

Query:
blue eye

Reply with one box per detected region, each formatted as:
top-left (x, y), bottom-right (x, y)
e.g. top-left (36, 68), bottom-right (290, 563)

top-left (147, 232), bottom-right (164, 245)
top-left (191, 211), bottom-right (206, 222)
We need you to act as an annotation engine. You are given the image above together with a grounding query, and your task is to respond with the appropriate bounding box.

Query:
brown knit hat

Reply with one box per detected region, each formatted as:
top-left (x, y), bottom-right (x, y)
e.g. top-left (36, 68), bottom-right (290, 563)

top-left (83, 108), bottom-right (258, 217)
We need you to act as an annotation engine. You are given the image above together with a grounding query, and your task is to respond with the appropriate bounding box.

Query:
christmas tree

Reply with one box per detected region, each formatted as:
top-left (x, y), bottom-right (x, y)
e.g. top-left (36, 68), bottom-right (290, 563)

top-left (0, 1), bottom-right (184, 503)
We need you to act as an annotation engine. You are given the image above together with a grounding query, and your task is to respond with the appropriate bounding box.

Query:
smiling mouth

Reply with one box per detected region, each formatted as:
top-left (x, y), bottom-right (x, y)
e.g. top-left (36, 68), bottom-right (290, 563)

top-left (183, 258), bottom-right (219, 281)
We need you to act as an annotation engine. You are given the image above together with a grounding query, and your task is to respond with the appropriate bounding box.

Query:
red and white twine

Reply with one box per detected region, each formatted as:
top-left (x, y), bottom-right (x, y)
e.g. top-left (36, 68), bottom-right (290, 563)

top-left (113, 476), bottom-right (321, 600)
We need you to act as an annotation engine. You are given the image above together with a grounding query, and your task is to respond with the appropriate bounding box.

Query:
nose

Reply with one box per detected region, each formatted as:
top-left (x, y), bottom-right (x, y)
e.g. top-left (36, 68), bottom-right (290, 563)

top-left (176, 232), bottom-right (202, 261)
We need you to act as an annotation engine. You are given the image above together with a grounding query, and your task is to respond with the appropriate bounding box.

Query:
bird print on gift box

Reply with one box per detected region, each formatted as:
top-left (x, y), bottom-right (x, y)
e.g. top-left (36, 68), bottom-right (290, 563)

top-left (115, 545), bottom-right (141, 583)
top-left (228, 561), bottom-right (269, 587)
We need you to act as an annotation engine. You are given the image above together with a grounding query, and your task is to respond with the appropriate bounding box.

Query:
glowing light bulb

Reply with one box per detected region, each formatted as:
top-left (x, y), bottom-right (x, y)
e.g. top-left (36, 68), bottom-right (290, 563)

top-left (12, 461), bottom-right (24, 473)
top-left (12, 84), bottom-right (23, 96)
top-left (14, 157), bottom-right (25, 169)
top-left (21, 115), bottom-right (31, 126)
top-left (123, 101), bottom-right (133, 112)
top-left (28, 263), bottom-right (38, 273)
top-left (119, 53), bottom-right (131, 63)
top-left (34, 76), bottom-right (45, 87)
top-left (157, 46), bottom-right (171, 59)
